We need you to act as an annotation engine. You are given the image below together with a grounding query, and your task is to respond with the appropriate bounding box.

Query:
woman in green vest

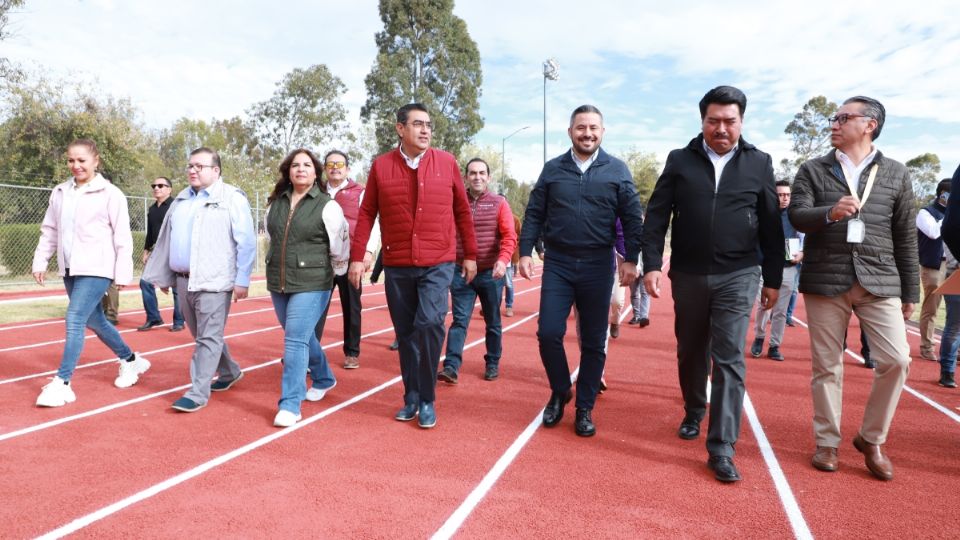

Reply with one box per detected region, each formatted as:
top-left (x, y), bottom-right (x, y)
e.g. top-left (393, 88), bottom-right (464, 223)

top-left (265, 148), bottom-right (350, 427)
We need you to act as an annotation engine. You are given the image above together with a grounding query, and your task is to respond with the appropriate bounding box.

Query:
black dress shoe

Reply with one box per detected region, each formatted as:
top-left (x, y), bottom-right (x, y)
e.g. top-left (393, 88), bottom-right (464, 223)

top-left (863, 355), bottom-right (876, 369)
top-left (677, 417), bottom-right (700, 440)
top-left (483, 364), bottom-right (499, 381)
top-left (389, 340), bottom-right (399, 351)
top-left (637, 317), bottom-right (650, 327)
top-left (575, 408), bottom-right (596, 437)
top-left (542, 390), bottom-right (572, 427)
top-left (627, 316), bottom-right (641, 325)
top-left (707, 456), bottom-right (742, 483)
top-left (137, 320), bottom-right (163, 332)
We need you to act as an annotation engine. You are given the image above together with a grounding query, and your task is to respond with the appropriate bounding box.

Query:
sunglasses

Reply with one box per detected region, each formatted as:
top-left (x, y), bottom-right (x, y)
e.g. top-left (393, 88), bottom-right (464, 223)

top-left (150, 184), bottom-right (171, 189)
top-left (325, 162), bottom-right (347, 170)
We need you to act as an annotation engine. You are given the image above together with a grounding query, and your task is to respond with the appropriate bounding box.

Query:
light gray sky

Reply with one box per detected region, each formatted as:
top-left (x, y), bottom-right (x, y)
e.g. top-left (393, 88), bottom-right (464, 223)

top-left (5, 0), bottom-right (959, 183)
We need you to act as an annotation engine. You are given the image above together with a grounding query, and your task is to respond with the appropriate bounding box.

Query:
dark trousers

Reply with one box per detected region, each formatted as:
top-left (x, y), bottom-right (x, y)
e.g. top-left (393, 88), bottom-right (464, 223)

top-left (315, 273), bottom-right (362, 357)
top-left (671, 266), bottom-right (760, 458)
top-left (444, 267), bottom-right (504, 373)
top-left (537, 250), bottom-right (614, 410)
top-left (384, 263), bottom-right (455, 404)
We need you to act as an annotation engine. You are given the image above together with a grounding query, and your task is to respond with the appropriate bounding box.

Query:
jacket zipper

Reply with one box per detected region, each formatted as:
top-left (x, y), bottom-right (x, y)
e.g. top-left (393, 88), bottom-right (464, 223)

top-left (279, 199), bottom-right (299, 292)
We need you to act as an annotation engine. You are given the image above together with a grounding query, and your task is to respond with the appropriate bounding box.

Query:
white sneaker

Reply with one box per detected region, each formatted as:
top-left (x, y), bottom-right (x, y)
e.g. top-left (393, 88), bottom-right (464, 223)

top-left (37, 377), bottom-right (76, 407)
top-left (114, 353), bottom-right (151, 388)
top-left (305, 380), bottom-right (337, 402)
top-left (273, 410), bottom-right (302, 427)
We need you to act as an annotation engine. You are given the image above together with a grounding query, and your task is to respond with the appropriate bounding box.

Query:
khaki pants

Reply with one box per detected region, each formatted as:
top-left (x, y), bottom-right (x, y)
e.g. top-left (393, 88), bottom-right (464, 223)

top-left (919, 264), bottom-right (945, 355)
top-left (804, 283), bottom-right (911, 447)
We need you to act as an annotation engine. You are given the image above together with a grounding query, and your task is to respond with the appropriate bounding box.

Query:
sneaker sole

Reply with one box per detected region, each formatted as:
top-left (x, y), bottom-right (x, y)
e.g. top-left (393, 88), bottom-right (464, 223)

top-left (36, 395), bottom-right (76, 407)
top-left (305, 381), bottom-right (337, 402)
top-left (418, 419), bottom-right (436, 429)
top-left (172, 402), bottom-right (206, 413)
top-left (343, 364), bottom-right (360, 369)
top-left (114, 359), bottom-right (151, 388)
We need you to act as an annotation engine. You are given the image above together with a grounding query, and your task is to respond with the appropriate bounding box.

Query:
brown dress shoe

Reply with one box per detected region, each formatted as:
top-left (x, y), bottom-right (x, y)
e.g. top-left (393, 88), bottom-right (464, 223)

top-left (811, 446), bottom-right (838, 472)
top-left (853, 434), bottom-right (894, 480)
top-left (343, 356), bottom-right (360, 369)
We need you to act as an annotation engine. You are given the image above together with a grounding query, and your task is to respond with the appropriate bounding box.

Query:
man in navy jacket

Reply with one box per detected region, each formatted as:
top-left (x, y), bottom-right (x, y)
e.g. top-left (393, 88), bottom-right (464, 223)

top-left (642, 86), bottom-right (783, 483)
top-left (519, 104), bottom-right (644, 437)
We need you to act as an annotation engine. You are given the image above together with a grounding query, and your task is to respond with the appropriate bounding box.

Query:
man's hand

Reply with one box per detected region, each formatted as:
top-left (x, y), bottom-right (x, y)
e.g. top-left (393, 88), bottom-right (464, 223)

top-left (141, 250), bottom-right (150, 265)
top-left (492, 260), bottom-right (507, 280)
top-left (33, 271), bottom-right (45, 286)
top-left (828, 196), bottom-right (860, 221)
top-left (902, 302), bottom-right (916, 320)
top-left (233, 285), bottom-right (248, 302)
top-left (791, 251), bottom-right (804, 264)
top-left (760, 286), bottom-right (779, 309)
top-left (160, 287), bottom-right (170, 295)
top-left (644, 270), bottom-right (662, 298)
top-left (519, 256), bottom-right (535, 279)
top-left (619, 262), bottom-right (639, 287)
top-left (363, 251), bottom-right (374, 271)
top-left (461, 259), bottom-right (477, 284)
top-left (348, 261), bottom-right (366, 290)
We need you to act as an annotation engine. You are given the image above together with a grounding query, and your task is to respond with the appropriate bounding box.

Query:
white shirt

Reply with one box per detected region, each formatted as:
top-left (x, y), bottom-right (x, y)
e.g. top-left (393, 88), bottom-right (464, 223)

top-left (703, 140), bottom-right (738, 190)
top-left (571, 148), bottom-right (598, 173)
top-left (60, 177), bottom-right (93, 268)
top-left (917, 206), bottom-right (943, 239)
top-left (399, 146), bottom-right (425, 170)
top-left (326, 180), bottom-right (382, 255)
top-left (836, 146), bottom-right (878, 197)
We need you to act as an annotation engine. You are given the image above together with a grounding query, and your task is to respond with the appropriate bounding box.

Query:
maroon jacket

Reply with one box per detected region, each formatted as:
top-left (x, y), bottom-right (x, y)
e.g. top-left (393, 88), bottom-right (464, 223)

top-left (333, 179), bottom-right (364, 238)
top-left (456, 190), bottom-right (517, 271)
top-left (351, 147), bottom-right (477, 267)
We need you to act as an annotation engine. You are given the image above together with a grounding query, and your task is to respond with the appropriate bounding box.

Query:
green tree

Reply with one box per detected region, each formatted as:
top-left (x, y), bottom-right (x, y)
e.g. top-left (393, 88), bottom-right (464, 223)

top-left (0, 0), bottom-right (25, 82)
top-left (361, 0), bottom-right (483, 157)
top-left (619, 148), bottom-right (662, 207)
top-left (247, 64), bottom-right (350, 155)
top-left (906, 152), bottom-right (942, 205)
top-left (781, 96), bottom-right (838, 180)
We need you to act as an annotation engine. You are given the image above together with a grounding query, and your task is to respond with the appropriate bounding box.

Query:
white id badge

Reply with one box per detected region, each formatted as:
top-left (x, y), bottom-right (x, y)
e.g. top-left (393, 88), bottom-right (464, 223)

top-left (847, 218), bottom-right (865, 243)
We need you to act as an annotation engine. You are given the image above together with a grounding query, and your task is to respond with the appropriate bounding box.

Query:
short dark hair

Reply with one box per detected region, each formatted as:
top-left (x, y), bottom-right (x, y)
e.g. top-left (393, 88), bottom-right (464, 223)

top-left (268, 148), bottom-right (324, 204)
top-left (569, 104), bottom-right (603, 127)
top-left (190, 147), bottom-right (221, 169)
top-left (154, 176), bottom-right (171, 187)
top-left (775, 180), bottom-right (791, 189)
top-left (397, 103), bottom-right (429, 124)
top-left (937, 178), bottom-right (951, 197)
top-left (324, 150), bottom-right (349, 168)
top-left (843, 96), bottom-right (886, 141)
top-left (699, 86), bottom-right (747, 119)
top-left (465, 157), bottom-right (490, 175)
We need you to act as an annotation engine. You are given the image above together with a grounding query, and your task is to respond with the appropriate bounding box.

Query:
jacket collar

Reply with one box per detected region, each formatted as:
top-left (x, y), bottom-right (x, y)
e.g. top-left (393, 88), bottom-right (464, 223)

top-left (60, 173), bottom-right (110, 193)
top-left (558, 146), bottom-right (611, 174)
top-left (282, 183), bottom-right (323, 200)
top-left (814, 149), bottom-right (885, 182)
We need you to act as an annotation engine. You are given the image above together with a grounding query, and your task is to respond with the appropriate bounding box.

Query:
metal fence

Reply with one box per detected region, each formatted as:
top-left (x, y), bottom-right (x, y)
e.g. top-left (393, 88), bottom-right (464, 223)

top-left (0, 183), bottom-right (269, 288)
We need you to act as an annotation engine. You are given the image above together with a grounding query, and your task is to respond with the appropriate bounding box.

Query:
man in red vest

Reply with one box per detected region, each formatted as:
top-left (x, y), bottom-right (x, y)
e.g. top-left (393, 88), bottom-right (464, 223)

top-left (439, 158), bottom-right (517, 384)
top-left (348, 103), bottom-right (478, 429)
top-left (315, 150), bottom-right (380, 370)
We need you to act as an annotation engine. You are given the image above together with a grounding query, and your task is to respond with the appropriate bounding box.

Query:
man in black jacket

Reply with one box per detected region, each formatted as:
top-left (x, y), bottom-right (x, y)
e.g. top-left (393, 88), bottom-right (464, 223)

top-left (138, 176), bottom-right (184, 332)
top-left (518, 104), bottom-right (644, 437)
top-left (642, 86), bottom-right (783, 483)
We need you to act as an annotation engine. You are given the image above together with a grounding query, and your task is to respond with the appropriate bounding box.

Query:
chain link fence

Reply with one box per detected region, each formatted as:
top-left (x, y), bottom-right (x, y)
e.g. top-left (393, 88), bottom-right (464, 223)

top-left (0, 183), bottom-right (269, 290)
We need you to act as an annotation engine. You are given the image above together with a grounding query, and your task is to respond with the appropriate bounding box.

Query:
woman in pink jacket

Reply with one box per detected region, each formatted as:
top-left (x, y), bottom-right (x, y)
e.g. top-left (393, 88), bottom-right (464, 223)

top-left (31, 139), bottom-right (150, 407)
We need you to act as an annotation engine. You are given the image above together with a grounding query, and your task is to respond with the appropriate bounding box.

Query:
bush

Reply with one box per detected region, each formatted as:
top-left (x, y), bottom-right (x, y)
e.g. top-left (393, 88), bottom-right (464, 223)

top-left (0, 224), bottom-right (44, 276)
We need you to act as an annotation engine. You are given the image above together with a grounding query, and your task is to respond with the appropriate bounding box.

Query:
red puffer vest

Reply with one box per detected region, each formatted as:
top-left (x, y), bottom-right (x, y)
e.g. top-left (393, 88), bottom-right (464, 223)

top-left (333, 180), bottom-right (363, 238)
top-left (351, 148), bottom-right (477, 267)
top-left (457, 191), bottom-right (505, 270)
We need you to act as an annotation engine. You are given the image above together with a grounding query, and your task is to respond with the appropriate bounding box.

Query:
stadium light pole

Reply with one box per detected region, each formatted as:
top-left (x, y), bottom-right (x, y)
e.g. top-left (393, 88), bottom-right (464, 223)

top-left (542, 58), bottom-right (559, 163)
top-left (501, 126), bottom-right (530, 186)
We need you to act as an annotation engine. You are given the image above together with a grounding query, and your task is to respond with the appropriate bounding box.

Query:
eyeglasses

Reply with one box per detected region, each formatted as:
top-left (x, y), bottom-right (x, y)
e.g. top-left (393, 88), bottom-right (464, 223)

top-left (150, 184), bottom-right (170, 189)
top-left (185, 163), bottom-right (215, 172)
top-left (407, 120), bottom-right (433, 130)
top-left (324, 162), bottom-right (347, 170)
top-left (827, 113), bottom-right (871, 126)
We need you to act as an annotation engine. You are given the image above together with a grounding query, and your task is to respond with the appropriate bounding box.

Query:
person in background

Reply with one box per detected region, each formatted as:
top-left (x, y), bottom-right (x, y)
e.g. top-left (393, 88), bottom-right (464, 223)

top-left (264, 148), bottom-right (350, 427)
top-left (138, 176), bottom-right (184, 332)
top-left (916, 178), bottom-right (951, 361)
top-left (503, 213), bottom-right (522, 317)
top-left (32, 139), bottom-right (150, 407)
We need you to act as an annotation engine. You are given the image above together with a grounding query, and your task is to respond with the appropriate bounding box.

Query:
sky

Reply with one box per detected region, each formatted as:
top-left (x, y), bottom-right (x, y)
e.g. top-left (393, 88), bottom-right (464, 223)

top-left (4, 0), bottom-right (960, 185)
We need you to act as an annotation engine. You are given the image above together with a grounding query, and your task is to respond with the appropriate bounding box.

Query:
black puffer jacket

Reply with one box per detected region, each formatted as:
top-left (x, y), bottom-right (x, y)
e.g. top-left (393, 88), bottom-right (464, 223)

top-left (788, 150), bottom-right (919, 302)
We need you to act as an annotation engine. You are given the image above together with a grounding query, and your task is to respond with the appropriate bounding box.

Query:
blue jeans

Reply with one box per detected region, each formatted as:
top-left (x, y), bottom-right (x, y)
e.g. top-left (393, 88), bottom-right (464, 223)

top-left (444, 268), bottom-right (504, 373)
top-left (140, 278), bottom-right (184, 326)
top-left (59, 273), bottom-right (133, 381)
top-left (939, 294), bottom-right (960, 374)
top-left (504, 265), bottom-right (515, 308)
top-left (538, 250), bottom-right (614, 410)
top-left (271, 290), bottom-right (335, 414)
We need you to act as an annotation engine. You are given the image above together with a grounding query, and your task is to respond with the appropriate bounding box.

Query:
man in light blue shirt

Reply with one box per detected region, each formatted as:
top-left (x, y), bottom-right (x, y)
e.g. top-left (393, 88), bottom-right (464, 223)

top-left (143, 147), bottom-right (256, 412)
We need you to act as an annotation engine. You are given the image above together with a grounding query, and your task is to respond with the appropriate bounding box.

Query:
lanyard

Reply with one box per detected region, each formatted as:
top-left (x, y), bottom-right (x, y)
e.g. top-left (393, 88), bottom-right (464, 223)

top-left (839, 163), bottom-right (879, 210)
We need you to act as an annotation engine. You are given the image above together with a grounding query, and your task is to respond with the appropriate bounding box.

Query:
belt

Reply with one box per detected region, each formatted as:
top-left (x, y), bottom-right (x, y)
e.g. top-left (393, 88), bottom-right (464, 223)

top-left (174, 272), bottom-right (190, 279)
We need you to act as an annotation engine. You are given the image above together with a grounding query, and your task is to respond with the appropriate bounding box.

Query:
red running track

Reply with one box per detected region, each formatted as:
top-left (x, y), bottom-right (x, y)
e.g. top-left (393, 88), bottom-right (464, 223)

top-left (0, 272), bottom-right (957, 538)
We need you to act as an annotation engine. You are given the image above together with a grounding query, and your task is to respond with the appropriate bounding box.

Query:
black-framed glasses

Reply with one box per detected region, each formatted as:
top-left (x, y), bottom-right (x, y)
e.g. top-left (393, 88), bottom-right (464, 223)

top-left (407, 120), bottom-right (433, 130)
top-left (185, 163), bottom-right (215, 172)
top-left (828, 113), bottom-right (871, 126)
top-left (150, 184), bottom-right (170, 189)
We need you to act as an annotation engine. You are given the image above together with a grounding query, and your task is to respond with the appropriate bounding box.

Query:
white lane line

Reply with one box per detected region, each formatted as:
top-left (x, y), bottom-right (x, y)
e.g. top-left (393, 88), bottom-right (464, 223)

top-left (36, 305), bottom-right (542, 540)
top-left (743, 392), bottom-right (813, 540)
top-left (793, 318), bottom-right (960, 424)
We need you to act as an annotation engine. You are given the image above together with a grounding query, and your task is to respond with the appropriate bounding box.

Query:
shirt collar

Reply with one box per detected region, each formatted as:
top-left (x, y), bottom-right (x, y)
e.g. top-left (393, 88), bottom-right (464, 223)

top-left (570, 148), bottom-right (599, 172)
top-left (702, 139), bottom-right (738, 161)
top-left (399, 145), bottom-right (426, 169)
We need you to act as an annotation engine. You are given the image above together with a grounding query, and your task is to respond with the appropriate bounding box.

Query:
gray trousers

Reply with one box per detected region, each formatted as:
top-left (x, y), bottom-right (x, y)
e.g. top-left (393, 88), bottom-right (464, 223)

top-left (754, 265), bottom-right (799, 347)
top-left (177, 276), bottom-right (242, 405)
top-left (671, 266), bottom-right (760, 458)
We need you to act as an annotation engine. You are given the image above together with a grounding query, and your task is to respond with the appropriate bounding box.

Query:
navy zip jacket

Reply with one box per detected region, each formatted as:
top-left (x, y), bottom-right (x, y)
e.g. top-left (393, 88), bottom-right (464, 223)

top-left (519, 147), bottom-right (644, 263)
top-left (641, 134), bottom-right (784, 288)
